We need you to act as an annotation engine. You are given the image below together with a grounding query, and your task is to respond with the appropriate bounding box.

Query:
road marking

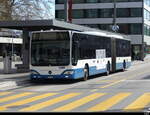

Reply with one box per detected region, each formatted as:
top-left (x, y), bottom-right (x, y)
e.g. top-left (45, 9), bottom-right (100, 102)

top-left (0, 93), bottom-right (58, 111)
top-left (0, 92), bottom-right (12, 96)
top-left (20, 93), bottom-right (81, 112)
top-left (90, 89), bottom-right (99, 92)
top-left (90, 79), bottom-right (125, 92)
top-left (53, 93), bottom-right (105, 112)
top-left (0, 92), bottom-right (33, 103)
top-left (124, 93), bottom-right (150, 112)
top-left (87, 93), bottom-right (131, 112)
top-left (96, 80), bottom-right (117, 83)
top-left (99, 79), bottom-right (126, 88)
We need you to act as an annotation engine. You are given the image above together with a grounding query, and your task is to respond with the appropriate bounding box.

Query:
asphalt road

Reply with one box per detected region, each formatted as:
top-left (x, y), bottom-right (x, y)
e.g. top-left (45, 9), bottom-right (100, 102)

top-left (0, 58), bottom-right (150, 112)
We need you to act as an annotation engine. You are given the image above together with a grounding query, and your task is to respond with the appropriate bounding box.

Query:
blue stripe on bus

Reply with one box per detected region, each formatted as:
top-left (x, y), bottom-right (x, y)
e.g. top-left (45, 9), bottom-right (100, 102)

top-left (116, 62), bottom-right (131, 70)
top-left (30, 67), bottom-right (104, 80)
top-left (89, 67), bottom-right (107, 76)
top-left (30, 62), bottom-right (131, 80)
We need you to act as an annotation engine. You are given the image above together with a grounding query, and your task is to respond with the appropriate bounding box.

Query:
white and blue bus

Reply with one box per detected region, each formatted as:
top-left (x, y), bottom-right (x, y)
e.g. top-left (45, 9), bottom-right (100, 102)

top-left (30, 30), bottom-right (131, 81)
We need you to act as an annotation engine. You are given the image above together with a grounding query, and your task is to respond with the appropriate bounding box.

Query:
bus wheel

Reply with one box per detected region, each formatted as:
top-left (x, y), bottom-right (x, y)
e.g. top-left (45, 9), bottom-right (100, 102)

top-left (106, 62), bottom-right (110, 76)
top-left (122, 61), bottom-right (126, 71)
top-left (83, 66), bottom-right (89, 81)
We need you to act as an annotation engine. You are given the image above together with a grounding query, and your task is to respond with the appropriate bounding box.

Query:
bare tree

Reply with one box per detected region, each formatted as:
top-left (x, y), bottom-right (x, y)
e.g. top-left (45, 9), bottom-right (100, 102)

top-left (0, 0), bottom-right (12, 20)
top-left (0, 0), bottom-right (55, 21)
top-left (40, 0), bottom-right (55, 19)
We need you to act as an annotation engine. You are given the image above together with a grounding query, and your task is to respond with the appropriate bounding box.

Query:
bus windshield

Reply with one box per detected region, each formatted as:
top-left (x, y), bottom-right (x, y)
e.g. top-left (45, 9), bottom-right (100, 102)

top-left (31, 32), bottom-right (70, 66)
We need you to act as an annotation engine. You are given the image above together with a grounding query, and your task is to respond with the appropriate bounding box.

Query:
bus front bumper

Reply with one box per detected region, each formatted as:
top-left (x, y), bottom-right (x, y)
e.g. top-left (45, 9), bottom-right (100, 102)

top-left (30, 74), bottom-right (75, 80)
top-left (30, 69), bottom-right (84, 80)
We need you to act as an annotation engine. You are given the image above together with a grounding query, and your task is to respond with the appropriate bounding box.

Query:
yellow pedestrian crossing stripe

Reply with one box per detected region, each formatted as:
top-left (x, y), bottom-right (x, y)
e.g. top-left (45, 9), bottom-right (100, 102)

top-left (0, 92), bottom-right (12, 96)
top-left (20, 93), bottom-right (80, 112)
top-left (0, 92), bottom-right (33, 104)
top-left (87, 93), bottom-right (131, 112)
top-left (99, 79), bottom-right (126, 88)
top-left (53, 93), bottom-right (105, 112)
top-left (124, 93), bottom-right (150, 112)
top-left (0, 93), bottom-right (58, 111)
top-left (0, 92), bottom-right (149, 112)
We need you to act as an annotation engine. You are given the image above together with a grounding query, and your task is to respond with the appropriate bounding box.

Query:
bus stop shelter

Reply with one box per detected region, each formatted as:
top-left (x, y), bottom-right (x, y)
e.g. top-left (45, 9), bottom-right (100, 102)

top-left (0, 19), bottom-right (103, 73)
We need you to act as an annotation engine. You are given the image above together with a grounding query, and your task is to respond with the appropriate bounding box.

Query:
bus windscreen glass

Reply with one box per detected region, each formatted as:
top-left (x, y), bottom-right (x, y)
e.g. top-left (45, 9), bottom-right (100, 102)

top-left (31, 32), bottom-right (70, 66)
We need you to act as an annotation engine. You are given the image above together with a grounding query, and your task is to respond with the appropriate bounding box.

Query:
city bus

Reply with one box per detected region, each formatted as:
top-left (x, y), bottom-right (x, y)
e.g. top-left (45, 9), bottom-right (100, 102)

top-left (30, 30), bottom-right (131, 81)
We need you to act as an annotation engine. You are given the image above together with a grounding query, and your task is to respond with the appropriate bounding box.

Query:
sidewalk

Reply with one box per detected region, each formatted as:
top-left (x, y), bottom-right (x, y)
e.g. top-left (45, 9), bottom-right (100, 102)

top-left (0, 72), bottom-right (30, 90)
top-left (132, 54), bottom-right (150, 66)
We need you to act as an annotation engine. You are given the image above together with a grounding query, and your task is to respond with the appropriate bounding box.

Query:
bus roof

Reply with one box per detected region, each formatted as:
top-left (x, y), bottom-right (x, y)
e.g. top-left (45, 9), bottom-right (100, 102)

top-left (74, 31), bottom-right (130, 41)
top-left (32, 30), bottom-right (130, 41)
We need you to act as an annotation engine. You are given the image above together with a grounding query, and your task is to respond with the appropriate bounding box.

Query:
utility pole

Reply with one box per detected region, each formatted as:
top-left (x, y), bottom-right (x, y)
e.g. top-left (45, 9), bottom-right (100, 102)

top-left (112, 0), bottom-right (119, 32)
top-left (113, 0), bottom-right (116, 27)
top-left (68, 0), bottom-right (72, 23)
top-left (64, 0), bottom-right (72, 23)
top-left (64, 0), bottom-right (69, 22)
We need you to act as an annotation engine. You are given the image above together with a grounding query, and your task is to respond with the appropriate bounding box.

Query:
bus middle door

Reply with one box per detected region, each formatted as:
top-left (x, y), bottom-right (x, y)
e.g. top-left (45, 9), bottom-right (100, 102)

top-left (111, 38), bottom-right (116, 72)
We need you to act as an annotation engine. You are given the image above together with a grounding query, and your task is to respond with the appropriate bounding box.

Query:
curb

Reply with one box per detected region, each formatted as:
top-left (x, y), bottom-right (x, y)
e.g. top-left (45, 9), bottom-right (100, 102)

top-left (0, 79), bottom-right (31, 90)
top-left (0, 73), bottom-right (31, 90)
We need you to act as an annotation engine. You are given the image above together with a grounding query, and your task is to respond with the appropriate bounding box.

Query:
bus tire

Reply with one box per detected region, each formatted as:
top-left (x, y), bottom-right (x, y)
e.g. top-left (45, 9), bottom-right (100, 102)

top-left (82, 65), bottom-right (89, 81)
top-left (106, 62), bottom-right (110, 76)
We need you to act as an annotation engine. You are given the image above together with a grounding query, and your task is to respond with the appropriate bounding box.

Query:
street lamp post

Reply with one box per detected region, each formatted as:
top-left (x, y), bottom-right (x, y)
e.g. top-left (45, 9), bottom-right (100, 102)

top-left (112, 0), bottom-right (119, 32)
top-left (113, 0), bottom-right (116, 27)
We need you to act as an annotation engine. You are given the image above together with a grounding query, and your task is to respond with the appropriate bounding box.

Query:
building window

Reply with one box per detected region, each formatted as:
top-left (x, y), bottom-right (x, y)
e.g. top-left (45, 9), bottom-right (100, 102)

top-left (117, 8), bottom-right (130, 17)
top-left (144, 24), bottom-right (150, 36)
top-left (56, 10), bottom-right (65, 19)
top-left (117, 0), bottom-right (129, 2)
top-left (99, 0), bottom-right (113, 3)
top-left (100, 9), bottom-right (113, 18)
top-left (99, 0), bottom-right (142, 3)
top-left (130, 8), bottom-right (142, 17)
top-left (85, 9), bottom-right (99, 18)
top-left (86, 0), bottom-right (99, 3)
top-left (56, 0), bottom-right (65, 4)
top-left (73, 0), bottom-right (85, 4)
top-left (130, 24), bottom-right (142, 35)
top-left (117, 8), bottom-right (142, 18)
top-left (72, 10), bottom-right (85, 19)
top-left (144, 9), bottom-right (150, 21)
top-left (118, 24), bottom-right (130, 34)
top-left (129, 0), bottom-right (142, 2)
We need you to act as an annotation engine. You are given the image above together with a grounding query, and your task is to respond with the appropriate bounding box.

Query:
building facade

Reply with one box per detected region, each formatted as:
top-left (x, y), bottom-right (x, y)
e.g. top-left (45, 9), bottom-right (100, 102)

top-left (55, 0), bottom-right (150, 60)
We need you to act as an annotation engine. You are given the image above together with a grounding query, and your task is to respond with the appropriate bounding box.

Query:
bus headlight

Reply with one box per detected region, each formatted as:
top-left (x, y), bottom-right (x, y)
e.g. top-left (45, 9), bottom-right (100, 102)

top-left (31, 70), bottom-right (40, 75)
top-left (63, 70), bottom-right (74, 75)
